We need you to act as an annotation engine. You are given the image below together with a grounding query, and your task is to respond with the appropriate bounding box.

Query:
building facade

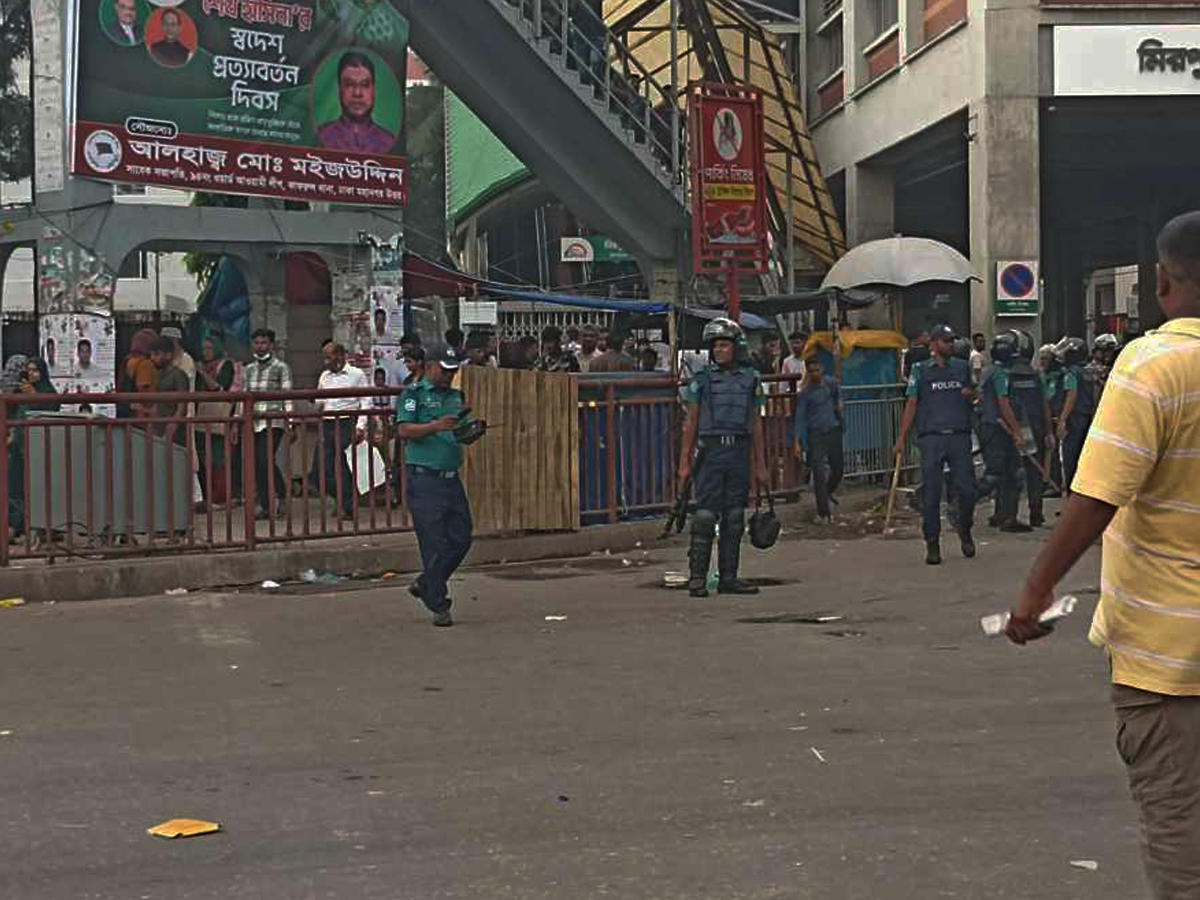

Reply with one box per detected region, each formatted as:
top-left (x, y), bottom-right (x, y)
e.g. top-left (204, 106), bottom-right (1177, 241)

top-left (805, 0), bottom-right (1200, 341)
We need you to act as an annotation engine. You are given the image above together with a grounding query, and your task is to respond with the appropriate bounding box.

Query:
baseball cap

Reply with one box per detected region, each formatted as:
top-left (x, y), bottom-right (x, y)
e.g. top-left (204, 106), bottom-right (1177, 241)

top-left (426, 342), bottom-right (461, 370)
top-left (929, 324), bottom-right (956, 343)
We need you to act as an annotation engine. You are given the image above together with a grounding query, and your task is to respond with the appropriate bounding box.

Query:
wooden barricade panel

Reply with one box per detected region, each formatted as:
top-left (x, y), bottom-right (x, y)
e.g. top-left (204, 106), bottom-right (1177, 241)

top-left (460, 367), bottom-right (580, 533)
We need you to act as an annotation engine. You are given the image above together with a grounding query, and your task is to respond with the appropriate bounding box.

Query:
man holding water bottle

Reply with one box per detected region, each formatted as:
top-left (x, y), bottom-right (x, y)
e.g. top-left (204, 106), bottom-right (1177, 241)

top-left (1008, 211), bottom-right (1200, 900)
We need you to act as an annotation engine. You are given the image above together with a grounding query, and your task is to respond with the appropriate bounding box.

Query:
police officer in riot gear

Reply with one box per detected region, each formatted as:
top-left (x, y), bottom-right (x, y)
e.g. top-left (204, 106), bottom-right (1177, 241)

top-left (1042, 343), bottom-right (1066, 495)
top-left (677, 317), bottom-right (768, 597)
top-left (1007, 331), bottom-right (1055, 527)
top-left (894, 324), bottom-right (977, 565)
top-left (978, 330), bottom-right (1031, 532)
top-left (1056, 336), bottom-right (1095, 494)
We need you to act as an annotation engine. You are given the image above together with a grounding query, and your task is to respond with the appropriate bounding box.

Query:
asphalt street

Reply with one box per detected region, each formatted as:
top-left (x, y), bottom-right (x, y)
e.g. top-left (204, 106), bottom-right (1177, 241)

top-left (0, 504), bottom-right (1144, 900)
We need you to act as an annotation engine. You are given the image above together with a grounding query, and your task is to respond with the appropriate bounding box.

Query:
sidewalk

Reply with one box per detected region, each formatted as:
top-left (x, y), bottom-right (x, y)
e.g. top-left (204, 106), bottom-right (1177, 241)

top-left (0, 485), bottom-right (891, 605)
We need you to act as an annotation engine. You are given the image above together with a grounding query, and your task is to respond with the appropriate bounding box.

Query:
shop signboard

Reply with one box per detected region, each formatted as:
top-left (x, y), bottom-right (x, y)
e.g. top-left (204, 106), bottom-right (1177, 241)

top-left (996, 260), bottom-right (1041, 317)
top-left (1055, 26), bottom-right (1200, 96)
top-left (589, 235), bottom-right (634, 264)
top-left (72, 0), bottom-right (410, 205)
top-left (688, 82), bottom-right (768, 276)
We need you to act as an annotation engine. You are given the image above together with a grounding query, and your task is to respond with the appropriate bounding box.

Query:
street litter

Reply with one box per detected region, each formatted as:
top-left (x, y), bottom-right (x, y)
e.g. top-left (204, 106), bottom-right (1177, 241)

top-left (0, 730), bottom-right (12, 736)
top-left (380, 572), bottom-right (397, 580)
top-left (662, 572), bottom-right (689, 589)
top-left (810, 747), bottom-right (827, 764)
top-left (981, 595), bottom-right (1078, 636)
top-left (1070, 860), bottom-right (1098, 871)
top-left (0, 598), bottom-right (25, 608)
top-left (260, 580), bottom-right (280, 589)
top-left (544, 615), bottom-right (568, 622)
top-left (147, 819), bottom-right (221, 839)
top-left (300, 569), bottom-right (346, 586)
top-left (164, 588), bottom-right (188, 596)
top-left (741, 799), bottom-right (765, 808)
top-left (622, 559), bottom-right (632, 567)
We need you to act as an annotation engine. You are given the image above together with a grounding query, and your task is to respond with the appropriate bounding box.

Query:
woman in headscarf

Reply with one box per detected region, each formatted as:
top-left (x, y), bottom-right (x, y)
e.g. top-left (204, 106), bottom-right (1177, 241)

top-left (194, 335), bottom-right (238, 507)
top-left (2, 355), bottom-right (29, 539)
top-left (23, 358), bottom-right (60, 412)
top-left (118, 329), bottom-right (158, 419)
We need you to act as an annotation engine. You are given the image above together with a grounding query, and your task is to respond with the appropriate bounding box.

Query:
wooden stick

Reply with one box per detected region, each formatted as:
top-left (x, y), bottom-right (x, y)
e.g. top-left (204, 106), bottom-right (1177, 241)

top-left (883, 453), bottom-right (903, 531)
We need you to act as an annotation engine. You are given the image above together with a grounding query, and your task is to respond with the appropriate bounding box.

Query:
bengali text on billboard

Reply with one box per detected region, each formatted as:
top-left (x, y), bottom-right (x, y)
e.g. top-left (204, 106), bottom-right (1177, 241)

top-left (72, 0), bottom-right (410, 206)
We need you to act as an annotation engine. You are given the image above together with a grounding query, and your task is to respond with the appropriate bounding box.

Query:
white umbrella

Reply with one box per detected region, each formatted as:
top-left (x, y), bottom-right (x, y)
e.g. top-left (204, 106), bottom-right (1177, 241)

top-left (819, 236), bottom-right (980, 291)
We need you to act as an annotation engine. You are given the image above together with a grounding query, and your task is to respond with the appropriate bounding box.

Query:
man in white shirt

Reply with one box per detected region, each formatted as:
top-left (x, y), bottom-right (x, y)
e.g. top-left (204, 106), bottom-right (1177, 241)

top-left (968, 332), bottom-right (989, 385)
top-left (780, 330), bottom-right (809, 393)
top-left (315, 341), bottom-right (369, 520)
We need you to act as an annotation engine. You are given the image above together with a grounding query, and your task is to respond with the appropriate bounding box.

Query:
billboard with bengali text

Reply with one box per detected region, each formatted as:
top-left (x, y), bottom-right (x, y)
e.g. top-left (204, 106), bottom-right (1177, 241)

top-left (71, 0), bottom-right (409, 206)
top-left (688, 82), bottom-right (768, 275)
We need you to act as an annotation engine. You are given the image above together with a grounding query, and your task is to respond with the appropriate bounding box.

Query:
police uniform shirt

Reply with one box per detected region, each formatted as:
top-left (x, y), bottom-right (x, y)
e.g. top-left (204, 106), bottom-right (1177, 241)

top-left (979, 365), bottom-right (1012, 426)
top-left (682, 364), bottom-right (767, 434)
top-left (906, 357), bottom-right (973, 436)
top-left (397, 378), bottom-right (467, 471)
top-left (1062, 365), bottom-right (1096, 425)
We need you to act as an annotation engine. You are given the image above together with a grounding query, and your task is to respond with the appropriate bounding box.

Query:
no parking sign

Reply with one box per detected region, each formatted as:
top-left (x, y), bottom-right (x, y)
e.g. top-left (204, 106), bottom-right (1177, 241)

top-left (996, 261), bottom-right (1041, 316)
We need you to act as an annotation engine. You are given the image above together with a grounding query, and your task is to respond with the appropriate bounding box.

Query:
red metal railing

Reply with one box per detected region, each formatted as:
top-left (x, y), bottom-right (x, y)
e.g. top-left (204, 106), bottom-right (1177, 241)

top-left (0, 377), bottom-right (913, 562)
top-left (0, 386), bottom-right (409, 565)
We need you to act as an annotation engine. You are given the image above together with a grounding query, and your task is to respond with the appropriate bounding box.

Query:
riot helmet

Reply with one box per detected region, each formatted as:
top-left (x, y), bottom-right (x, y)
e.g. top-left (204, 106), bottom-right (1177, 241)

top-left (990, 329), bottom-right (1020, 365)
top-left (702, 317), bottom-right (744, 346)
top-left (1059, 337), bottom-right (1088, 366)
top-left (1093, 333), bottom-right (1120, 352)
top-left (1013, 330), bottom-right (1036, 362)
top-left (951, 337), bottom-right (972, 361)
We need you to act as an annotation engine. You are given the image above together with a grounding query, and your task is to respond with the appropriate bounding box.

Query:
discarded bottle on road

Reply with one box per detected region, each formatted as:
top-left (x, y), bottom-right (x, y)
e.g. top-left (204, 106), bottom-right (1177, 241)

top-left (980, 595), bottom-right (1078, 637)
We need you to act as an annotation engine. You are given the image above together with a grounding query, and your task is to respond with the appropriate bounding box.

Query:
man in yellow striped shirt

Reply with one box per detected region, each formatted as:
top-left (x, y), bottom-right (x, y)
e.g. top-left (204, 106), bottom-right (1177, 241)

top-left (1008, 211), bottom-right (1200, 900)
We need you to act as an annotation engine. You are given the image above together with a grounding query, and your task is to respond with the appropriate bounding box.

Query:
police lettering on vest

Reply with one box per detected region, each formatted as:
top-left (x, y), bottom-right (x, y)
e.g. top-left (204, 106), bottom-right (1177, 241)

top-left (907, 358), bottom-right (973, 436)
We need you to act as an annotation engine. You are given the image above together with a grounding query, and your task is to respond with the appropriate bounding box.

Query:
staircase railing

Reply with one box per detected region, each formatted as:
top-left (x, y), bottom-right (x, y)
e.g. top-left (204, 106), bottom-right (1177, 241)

top-left (501, 0), bottom-right (687, 191)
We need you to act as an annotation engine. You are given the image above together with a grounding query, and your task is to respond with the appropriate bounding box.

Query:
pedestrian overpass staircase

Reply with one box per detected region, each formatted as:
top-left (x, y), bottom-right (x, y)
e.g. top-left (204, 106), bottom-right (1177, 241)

top-left (395, 0), bottom-right (844, 274)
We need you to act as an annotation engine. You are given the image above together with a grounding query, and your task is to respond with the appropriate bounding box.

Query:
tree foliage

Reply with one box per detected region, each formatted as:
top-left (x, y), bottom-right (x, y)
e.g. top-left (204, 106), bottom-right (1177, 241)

top-left (0, 0), bottom-right (33, 182)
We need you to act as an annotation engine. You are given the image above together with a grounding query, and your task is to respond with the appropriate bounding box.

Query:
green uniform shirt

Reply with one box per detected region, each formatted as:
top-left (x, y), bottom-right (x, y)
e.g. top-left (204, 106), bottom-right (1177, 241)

top-left (1062, 370), bottom-right (1079, 393)
top-left (397, 378), bottom-right (467, 471)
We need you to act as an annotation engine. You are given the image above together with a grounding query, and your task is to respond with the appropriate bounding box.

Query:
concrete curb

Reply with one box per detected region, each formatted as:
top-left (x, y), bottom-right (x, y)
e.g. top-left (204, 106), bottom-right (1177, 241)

top-left (0, 520), bottom-right (674, 604)
top-left (0, 488), bottom-right (885, 604)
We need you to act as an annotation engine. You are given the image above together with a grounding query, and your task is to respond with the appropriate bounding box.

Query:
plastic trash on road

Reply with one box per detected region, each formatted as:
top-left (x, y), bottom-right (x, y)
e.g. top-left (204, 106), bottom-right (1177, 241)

top-left (980, 595), bottom-right (1078, 636)
top-left (300, 569), bottom-right (346, 586)
top-left (0, 598), bottom-right (26, 608)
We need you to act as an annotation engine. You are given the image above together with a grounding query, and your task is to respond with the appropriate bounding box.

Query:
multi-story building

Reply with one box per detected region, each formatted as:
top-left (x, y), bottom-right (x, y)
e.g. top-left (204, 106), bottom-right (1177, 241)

top-left (804, 0), bottom-right (1200, 340)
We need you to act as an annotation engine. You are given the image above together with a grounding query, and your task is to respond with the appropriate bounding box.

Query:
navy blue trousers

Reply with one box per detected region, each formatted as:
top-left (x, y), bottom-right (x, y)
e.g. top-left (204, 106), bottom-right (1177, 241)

top-left (918, 433), bottom-right (975, 541)
top-left (407, 471), bottom-right (473, 614)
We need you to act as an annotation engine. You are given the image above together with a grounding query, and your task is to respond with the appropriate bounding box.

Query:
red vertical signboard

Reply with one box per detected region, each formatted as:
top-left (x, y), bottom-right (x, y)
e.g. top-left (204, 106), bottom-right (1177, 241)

top-left (688, 83), bottom-right (768, 319)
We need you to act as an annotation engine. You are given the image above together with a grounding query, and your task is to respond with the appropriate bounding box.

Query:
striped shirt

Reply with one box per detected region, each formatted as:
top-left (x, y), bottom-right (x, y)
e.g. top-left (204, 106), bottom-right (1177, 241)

top-left (1076, 318), bottom-right (1200, 694)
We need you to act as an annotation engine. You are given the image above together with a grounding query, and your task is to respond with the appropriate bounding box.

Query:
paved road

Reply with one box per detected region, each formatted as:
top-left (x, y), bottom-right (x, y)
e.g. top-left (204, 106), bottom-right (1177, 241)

top-left (0, 509), bottom-right (1145, 900)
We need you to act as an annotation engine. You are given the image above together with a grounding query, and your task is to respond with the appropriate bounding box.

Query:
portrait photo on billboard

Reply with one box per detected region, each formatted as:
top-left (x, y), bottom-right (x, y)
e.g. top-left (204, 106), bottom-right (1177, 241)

top-left (144, 6), bottom-right (197, 69)
top-left (312, 48), bottom-right (401, 154)
top-left (100, 0), bottom-right (149, 48)
top-left (75, 0), bottom-right (410, 205)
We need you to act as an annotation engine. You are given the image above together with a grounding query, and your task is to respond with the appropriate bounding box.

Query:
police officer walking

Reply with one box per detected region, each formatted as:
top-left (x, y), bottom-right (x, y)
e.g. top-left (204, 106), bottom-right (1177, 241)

top-left (894, 324), bottom-right (977, 565)
top-left (1055, 336), bottom-right (1095, 495)
top-left (977, 330), bottom-right (1031, 532)
top-left (396, 343), bottom-right (479, 627)
top-left (676, 318), bottom-right (768, 598)
top-left (1006, 332), bottom-right (1055, 527)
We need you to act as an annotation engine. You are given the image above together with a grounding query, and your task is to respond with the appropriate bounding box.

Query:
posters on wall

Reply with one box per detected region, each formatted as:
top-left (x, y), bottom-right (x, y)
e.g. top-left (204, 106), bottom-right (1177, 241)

top-left (369, 285), bottom-right (405, 386)
top-left (37, 229), bottom-right (116, 315)
top-left (38, 313), bottom-right (118, 416)
top-left (72, 0), bottom-right (409, 206)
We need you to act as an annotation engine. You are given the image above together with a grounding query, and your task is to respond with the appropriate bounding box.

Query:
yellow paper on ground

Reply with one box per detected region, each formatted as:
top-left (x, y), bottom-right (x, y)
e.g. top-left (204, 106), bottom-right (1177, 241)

top-left (148, 819), bottom-right (221, 839)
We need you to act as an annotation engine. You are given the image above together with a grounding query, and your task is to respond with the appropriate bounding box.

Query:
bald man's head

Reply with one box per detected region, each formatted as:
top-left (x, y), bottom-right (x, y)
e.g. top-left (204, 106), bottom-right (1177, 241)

top-left (1157, 211), bottom-right (1200, 321)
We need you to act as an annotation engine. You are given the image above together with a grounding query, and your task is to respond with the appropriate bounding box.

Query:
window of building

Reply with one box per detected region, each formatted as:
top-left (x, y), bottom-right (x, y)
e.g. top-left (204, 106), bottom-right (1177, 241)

top-left (816, 17), bottom-right (844, 81)
top-left (822, 0), bottom-right (842, 20)
top-left (866, 0), bottom-right (898, 39)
